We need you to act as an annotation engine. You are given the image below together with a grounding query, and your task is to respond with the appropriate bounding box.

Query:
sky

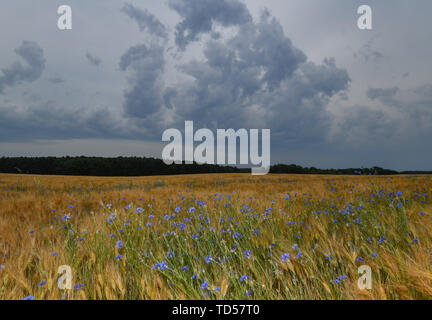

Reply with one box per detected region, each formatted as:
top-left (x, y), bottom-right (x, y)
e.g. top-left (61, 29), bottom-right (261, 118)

top-left (0, 0), bottom-right (431, 170)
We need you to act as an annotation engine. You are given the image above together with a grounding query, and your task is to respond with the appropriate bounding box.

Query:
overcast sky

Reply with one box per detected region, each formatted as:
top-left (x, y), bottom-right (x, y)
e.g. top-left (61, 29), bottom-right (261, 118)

top-left (0, 0), bottom-right (431, 170)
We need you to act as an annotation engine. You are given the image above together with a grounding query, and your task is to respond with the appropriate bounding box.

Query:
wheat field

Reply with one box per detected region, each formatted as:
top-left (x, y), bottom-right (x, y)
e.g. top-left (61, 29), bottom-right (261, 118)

top-left (0, 173), bottom-right (431, 300)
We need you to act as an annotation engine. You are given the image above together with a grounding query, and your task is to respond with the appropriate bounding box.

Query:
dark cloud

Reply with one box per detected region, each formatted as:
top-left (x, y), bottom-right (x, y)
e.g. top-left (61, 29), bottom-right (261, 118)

top-left (119, 4), bottom-right (169, 120)
top-left (168, 0), bottom-right (252, 50)
top-left (166, 10), bottom-right (350, 148)
top-left (0, 41), bottom-right (45, 94)
top-left (85, 52), bottom-right (102, 67)
top-left (120, 44), bottom-right (166, 118)
top-left (0, 98), bottom-right (149, 143)
top-left (0, 4), bottom-right (351, 151)
top-left (113, 7), bottom-right (350, 151)
top-left (121, 3), bottom-right (168, 39)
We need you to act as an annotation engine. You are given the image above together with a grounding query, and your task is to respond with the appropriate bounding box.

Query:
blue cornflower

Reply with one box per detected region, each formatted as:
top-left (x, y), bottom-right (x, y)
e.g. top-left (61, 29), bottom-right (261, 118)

top-left (205, 254), bottom-right (212, 263)
top-left (201, 280), bottom-right (209, 290)
top-left (296, 250), bottom-right (302, 259)
top-left (107, 213), bottom-right (116, 224)
top-left (214, 287), bottom-right (221, 292)
top-left (240, 274), bottom-right (250, 282)
top-left (325, 253), bottom-right (335, 260)
top-left (370, 252), bottom-right (378, 258)
top-left (37, 281), bottom-right (47, 287)
top-left (244, 249), bottom-right (252, 259)
top-left (114, 254), bottom-right (122, 260)
top-left (233, 232), bottom-right (242, 239)
top-left (116, 240), bottom-right (123, 249)
top-left (22, 295), bottom-right (35, 300)
top-left (182, 265), bottom-right (188, 271)
top-left (153, 260), bottom-right (168, 271)
top-left (281, 253), bottom-right (290, 262)
top-left (74, 284), bottom-right (84, 290)
top-left (51, 252), bottom-right (58, 256)
top-left (413, 238), bottom-right (419, 243)
top-left (245, 289), bottom-right (253, 297)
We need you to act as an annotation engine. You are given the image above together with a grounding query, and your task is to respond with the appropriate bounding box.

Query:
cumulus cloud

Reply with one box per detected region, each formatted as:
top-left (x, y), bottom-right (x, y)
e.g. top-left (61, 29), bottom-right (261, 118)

top-left (164, 10), bottom-right (350, 148)
top-left (120, 44), bottom-right (166, 118)
top-left (0, 41), bottom-right (45, 94)
top-left (121, 3), bottom-right (168, 39)
top-left (115, 5), bottom-right (351, 151)
top-left (85, 52), bottom-right (102, 67)
top-left (168, 0), bottom-right (252, 50)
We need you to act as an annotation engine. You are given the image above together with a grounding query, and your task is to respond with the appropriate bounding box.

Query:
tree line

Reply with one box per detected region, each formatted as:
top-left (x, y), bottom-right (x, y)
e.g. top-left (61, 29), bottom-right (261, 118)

top-left (0, 156), bottom-right (428, 176)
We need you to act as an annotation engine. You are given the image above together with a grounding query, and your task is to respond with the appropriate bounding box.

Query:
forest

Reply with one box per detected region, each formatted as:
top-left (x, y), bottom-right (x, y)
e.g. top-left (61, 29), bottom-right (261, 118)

top-left (0, 156), bottom-right (426, 176)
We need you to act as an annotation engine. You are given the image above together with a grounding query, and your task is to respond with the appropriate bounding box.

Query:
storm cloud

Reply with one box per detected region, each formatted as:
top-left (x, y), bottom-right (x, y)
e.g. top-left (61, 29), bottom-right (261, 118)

top-left (128, 8), bottom-right (350, 150)
top-left (168, 0), bottom-right (252, 49)
top-left (120, 43), bottom-right (166, 118)
top-left (0, 41), bottom-right (45, 94)
top-left (121, 3), bottom-right (168, 39)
